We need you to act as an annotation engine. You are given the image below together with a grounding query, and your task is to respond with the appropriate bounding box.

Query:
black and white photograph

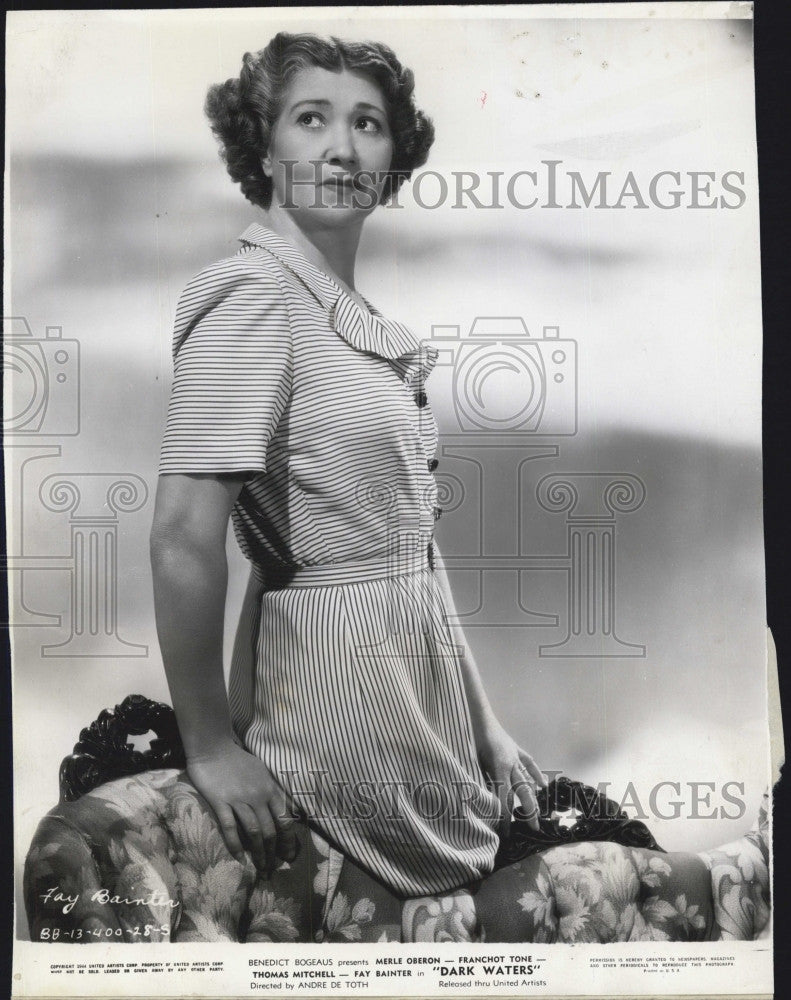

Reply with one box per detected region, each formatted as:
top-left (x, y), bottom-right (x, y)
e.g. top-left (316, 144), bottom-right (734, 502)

top-left (6, 4), bottom-right (774, 997)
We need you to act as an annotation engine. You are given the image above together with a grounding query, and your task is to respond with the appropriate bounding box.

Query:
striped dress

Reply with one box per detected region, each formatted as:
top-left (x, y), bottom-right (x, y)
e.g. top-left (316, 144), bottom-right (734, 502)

top-left (159, 223), bottom-right (500, 897)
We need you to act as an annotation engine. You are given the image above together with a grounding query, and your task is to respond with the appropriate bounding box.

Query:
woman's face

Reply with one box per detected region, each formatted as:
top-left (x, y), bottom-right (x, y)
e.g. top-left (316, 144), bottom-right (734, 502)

top-left (264, 66), bottom-right (394, 224)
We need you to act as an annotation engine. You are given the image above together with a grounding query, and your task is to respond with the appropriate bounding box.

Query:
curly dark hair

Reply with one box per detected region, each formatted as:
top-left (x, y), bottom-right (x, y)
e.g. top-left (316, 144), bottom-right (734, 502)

top-left (204, 32), bottom-right (435, 209)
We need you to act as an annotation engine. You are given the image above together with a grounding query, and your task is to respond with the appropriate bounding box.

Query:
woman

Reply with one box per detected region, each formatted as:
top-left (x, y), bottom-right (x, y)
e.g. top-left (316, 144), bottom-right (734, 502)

top-left (151, 32), bottom-right (544, 900)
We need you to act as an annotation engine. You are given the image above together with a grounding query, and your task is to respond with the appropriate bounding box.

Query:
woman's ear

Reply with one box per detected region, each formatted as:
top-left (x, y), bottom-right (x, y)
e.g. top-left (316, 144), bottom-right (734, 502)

top-left (261, 154), bottom-right (272, 178)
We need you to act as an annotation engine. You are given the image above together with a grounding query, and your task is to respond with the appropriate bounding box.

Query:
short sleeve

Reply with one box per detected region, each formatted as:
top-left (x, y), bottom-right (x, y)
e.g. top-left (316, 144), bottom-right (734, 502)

top-left (158, 257), bottom-right (292, 476)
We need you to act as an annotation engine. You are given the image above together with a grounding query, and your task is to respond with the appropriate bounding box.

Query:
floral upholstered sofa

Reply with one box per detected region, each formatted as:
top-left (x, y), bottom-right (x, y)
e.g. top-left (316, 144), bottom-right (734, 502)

top-left (24, 700), bottom-right (771, 944)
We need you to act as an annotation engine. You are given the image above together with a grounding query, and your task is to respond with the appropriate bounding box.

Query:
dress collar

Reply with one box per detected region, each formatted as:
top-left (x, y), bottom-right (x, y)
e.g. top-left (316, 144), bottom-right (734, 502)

top-left (239, 223), bottom-right (338, 312)
top-left (238, 223), bottom-right (438, 379)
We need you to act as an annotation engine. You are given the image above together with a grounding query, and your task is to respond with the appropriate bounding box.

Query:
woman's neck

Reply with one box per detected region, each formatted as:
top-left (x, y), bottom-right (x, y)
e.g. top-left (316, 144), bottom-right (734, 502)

top-left (264, 207), bottom-right (363, 291)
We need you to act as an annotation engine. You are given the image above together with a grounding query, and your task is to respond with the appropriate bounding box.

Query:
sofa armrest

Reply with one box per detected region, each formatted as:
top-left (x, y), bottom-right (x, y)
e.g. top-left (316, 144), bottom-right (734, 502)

top-left (24, 811), bottom-right (179, 943)
top-left (24, 768), bottom-right (327, 943)
top-left (25, 769), bottom-right (198, 942)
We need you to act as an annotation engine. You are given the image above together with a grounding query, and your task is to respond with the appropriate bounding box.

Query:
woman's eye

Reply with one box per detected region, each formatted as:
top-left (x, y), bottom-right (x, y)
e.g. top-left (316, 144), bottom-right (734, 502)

top-left (355, 116), bottom-right (382, 134)
top-left (297, 112), bottom-right (324, 128)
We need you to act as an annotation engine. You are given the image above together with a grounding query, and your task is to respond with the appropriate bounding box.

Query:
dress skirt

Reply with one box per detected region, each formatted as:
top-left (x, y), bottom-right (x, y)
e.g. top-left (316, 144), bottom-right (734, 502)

top-left (229, 559), bottom-right (502, 899)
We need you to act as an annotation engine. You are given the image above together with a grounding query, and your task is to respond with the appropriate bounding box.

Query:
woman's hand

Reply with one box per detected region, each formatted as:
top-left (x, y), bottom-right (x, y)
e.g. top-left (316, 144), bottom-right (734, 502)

top-left (475, 719), bottom-right (547, 837)
top-left (430, 545), bottom-right (547, 835)
top-left (187, 741), bottom-right (299, 877)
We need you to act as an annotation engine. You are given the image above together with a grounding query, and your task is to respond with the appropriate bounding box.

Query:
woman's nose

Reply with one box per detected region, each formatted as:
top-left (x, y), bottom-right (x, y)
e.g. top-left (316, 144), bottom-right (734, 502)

top-left (324, 124), bottom-right (358, 167)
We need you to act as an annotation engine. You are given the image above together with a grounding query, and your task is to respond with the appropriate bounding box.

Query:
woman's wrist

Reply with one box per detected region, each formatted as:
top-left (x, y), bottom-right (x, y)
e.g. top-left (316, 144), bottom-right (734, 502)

top-left (184, 730), bottom-right (239, 763)
top-left (467, 698), bottom-right (500, 747)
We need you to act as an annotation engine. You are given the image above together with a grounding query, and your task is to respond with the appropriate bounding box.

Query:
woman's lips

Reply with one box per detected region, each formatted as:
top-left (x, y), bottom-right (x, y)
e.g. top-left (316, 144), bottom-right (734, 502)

top-left (318, 175), bottom-right (376, 206)
top-left (319, 178), bottom-right (360, 205)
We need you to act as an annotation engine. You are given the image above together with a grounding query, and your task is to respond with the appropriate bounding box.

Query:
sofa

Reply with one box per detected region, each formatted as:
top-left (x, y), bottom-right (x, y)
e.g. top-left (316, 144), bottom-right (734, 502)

top-left (24, 698), bottom-right (771, 944)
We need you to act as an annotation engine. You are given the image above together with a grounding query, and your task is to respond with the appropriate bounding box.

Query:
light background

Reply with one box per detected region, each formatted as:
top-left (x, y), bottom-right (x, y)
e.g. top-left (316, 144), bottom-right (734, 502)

top-left (6, 5), bottom-right (767, 939)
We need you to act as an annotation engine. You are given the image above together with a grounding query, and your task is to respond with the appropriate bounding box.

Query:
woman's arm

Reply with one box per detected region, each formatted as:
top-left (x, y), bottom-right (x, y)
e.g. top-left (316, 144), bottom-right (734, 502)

top-left (431, 543), bottom-right (546, 833)
top-left (150, 472), bottom-right (297, 874)
top-left (229, 566), bottom-right (266, 720)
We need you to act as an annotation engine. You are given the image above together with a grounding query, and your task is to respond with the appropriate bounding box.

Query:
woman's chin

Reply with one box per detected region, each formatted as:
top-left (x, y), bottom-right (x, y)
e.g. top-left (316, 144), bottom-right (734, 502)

top-left (287, 202), bottom-right (378, 229)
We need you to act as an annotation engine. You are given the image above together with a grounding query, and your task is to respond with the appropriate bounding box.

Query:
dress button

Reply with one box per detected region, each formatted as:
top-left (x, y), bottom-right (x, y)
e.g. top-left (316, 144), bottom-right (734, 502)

top-left (428, 458), bottom-right (439, 472)
top-left (414, 391), bottom-right (428, 409)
